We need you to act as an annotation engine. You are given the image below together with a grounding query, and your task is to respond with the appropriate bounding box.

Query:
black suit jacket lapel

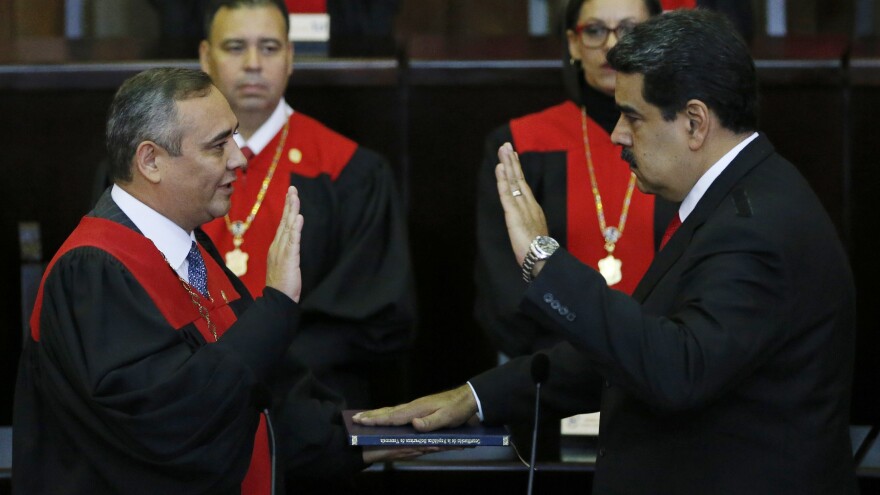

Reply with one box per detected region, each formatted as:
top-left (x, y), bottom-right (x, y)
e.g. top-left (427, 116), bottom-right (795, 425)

top-left (632, 133), bottom-right (776, 303)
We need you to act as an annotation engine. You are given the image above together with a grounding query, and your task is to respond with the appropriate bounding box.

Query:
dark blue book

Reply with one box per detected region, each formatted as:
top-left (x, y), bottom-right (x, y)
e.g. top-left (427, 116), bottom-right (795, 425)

top-left (343, 410), bottom-right (511, 447)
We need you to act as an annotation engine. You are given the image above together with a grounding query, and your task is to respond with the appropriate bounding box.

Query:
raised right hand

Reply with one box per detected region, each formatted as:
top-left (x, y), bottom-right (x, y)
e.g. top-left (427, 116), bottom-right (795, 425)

top-left (265, 186), bottom-right (304, 302)
top-left (496, 142), bottom-right (548, 268)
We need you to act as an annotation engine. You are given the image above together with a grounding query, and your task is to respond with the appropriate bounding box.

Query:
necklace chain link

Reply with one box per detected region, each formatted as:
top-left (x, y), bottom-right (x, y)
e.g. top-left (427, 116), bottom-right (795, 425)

top-left (179, 278), bottom-right (218, 341)
top-left (223, 120), bottom-right (291, 248)
top-left (163, 254), bottom-right (218, 341)
top-left (581, 106), bottom-right (637, 255)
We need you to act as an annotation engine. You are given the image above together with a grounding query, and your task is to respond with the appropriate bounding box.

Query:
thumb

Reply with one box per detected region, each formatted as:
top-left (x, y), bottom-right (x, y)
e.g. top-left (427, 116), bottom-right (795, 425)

top-left (412, 414), bottom-right (440, 432)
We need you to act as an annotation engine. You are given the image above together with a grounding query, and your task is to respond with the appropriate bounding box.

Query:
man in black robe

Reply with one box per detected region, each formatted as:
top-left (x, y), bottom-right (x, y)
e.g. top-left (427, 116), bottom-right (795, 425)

top-left (13, 67), bottom-right (419, 495)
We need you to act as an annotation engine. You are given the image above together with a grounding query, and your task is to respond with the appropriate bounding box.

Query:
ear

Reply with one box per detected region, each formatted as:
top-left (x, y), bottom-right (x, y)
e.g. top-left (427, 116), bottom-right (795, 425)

top-left (198, 40), bottom-right (211, 73)
top-left (134, 141), bottom-right (164, 185)
top-left (287, 41), bottom-right (295, 77)
top-left (684, 99), bottom-right (710, 151)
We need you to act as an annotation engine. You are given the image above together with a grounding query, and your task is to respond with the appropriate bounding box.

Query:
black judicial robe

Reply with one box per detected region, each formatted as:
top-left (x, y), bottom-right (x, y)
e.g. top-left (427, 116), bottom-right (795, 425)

top-left (13, 192), bottom-right (364, 495)
top-left (203, 111), bottom-right (415, 404)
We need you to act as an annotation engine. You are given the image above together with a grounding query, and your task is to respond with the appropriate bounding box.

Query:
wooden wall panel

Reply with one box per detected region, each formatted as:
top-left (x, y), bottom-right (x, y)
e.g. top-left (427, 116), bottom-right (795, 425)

top-left (850, 85), bottom-right (880, 425)
top-left (0, 2), bottom-right (14, 39)
top-left (12, 0), bottom-right (64, 37)
top-left (0, 89), bottom-right (113, 423)
top-left (847, 42), bottom-right (880, 424)
top-left (787, 0), bottom-right (854, 35)
top-left (396, 0), bottom-right (528, 37)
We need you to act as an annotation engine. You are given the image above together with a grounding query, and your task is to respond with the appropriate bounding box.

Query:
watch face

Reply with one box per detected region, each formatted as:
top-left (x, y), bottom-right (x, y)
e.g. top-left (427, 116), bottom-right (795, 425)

top-left (534, 236), bottom-right (560, 258)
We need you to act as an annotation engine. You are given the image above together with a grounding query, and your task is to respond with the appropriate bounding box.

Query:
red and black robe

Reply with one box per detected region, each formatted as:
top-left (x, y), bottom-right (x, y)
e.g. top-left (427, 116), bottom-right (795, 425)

top-left (13, 192), bottom-right (363, 494)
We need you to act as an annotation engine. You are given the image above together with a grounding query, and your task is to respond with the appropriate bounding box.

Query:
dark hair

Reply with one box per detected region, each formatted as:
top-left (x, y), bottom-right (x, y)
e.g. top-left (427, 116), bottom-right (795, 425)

top-left (203, 0), bottom-right (289, 40)
top-left (561, 0), bottom-right (662, 105)
top-left (606, 9), bottom-right (758, 133)
top-left (106, 68), bottom-right (213, 183)
top-left (564, 0), bottom-right (662, 30)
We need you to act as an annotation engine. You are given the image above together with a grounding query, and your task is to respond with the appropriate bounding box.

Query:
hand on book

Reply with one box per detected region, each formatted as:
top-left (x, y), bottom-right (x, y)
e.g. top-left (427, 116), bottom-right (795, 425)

top-left (352, 384), bottom-right (479, 432)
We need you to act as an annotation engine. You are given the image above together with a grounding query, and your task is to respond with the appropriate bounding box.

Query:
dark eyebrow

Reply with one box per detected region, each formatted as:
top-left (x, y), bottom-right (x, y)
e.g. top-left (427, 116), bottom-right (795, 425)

top-left (584, 16), bottom-right (639, 26)
top-left (616, 104), bottom-right (641, 118)
top-left (203, 123), bottom-right (239, 148)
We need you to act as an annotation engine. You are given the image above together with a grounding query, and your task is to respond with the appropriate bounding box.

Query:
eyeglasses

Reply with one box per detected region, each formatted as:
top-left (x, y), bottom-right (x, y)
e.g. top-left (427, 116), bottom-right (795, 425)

top-left (573, 21), bottom-right (638, 48)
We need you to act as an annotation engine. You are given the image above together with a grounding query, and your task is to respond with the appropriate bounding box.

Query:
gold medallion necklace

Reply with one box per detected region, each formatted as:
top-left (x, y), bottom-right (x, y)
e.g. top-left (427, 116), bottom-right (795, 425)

top-left (223, 120), bottom-right (290, 276)
top-left (581, 106), bottom-right (636, 286)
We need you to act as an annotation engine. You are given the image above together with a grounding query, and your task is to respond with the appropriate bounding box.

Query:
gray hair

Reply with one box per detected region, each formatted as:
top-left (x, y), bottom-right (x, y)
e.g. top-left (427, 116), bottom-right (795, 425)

top-left (106, 67), bottom-right (213, 182)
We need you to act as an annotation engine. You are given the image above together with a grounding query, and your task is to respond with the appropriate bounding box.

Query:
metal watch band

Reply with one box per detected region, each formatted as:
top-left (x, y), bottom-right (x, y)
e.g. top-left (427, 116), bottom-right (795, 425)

top-left (521, 235), bottom-right (560, 284)
top-left (522, 251), bottom-right (539, 283)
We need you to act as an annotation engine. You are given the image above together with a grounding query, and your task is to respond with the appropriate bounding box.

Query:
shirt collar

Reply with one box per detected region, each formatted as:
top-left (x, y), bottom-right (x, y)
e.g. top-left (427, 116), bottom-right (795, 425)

top-left (679, 132), bottom-right (759, 222)
top-left (234, 99), bottom-right (293, 155)
top-left (111, 184), bottom-right (195, 273)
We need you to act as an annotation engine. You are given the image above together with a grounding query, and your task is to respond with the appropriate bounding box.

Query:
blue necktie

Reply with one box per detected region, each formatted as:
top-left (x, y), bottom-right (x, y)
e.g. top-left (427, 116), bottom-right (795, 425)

top-left (187, 241), bottom-right (208, 296)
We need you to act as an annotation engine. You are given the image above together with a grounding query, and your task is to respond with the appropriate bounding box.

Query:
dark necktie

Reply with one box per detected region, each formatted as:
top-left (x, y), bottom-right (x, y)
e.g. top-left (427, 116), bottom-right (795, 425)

top-left (187, 241), bottom-right (208, 296)
top-left (659, 214), bottom-right (682, 251)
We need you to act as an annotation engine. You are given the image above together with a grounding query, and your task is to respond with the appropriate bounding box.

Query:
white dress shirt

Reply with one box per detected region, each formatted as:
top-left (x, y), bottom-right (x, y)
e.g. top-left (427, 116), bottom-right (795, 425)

top-left (235, 99), bottom-right (293, 155)
top-left (111, 185), bottom-right (197, 284)
top-left (678, 132), bottom-right (758, 222)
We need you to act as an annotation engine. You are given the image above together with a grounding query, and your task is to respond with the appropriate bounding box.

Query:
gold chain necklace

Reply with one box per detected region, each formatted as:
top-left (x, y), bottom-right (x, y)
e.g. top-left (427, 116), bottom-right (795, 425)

top-left (178, 275), bottom-right (218, 341)
top-left (163, 254), bottom-right (218, 341)
top-left (223, 120), bottom-right (290, 276)
top-left (580, 106), bottom-right (636, 286)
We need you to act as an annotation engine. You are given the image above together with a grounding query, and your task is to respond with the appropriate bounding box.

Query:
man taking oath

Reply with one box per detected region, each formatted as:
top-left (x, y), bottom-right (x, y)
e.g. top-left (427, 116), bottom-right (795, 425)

top-left (356, 10), bottom-right (857, 494)
top-left (14, 67), bottom-right (421, 495)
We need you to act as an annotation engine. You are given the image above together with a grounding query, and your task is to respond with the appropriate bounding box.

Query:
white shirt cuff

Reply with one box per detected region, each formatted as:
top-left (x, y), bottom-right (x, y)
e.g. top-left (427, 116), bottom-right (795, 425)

top-left (466, 381), bottom-right (485, 422)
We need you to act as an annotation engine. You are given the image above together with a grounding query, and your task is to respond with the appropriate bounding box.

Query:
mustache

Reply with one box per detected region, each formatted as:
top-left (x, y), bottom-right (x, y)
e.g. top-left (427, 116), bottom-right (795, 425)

top-left (621, 148), bottom-right (637, 169)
